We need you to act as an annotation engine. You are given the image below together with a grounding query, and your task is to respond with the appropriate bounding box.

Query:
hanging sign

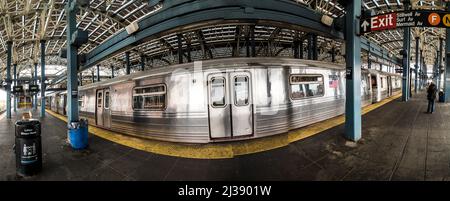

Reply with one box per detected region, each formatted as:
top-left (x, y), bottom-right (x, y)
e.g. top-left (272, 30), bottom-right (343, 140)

top-left (360, 10), bottom-right (450, 34)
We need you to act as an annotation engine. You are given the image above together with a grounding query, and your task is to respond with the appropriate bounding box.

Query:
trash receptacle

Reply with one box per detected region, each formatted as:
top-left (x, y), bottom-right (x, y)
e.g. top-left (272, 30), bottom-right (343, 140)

top-left (68, 119), bottom-right (88, 150)
top-left (14, 119), bottom-right (42, 176)
top-left (439, 91), bottom-right (445, 102)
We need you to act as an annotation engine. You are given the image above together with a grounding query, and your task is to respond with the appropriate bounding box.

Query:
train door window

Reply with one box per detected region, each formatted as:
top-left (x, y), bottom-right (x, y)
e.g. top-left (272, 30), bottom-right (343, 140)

top-left (380, 77), bottom-right (384, 88)
top-left (133, 84), bottom-right (166, 110)
top-left (234, 76), bottom-right (249, 106)
top-left (97, 92), bottom-right (103, 108)
top-left (78, 95), bottom-right (84, 107)
top-left (104, 91), bottom-right (110, 109)
top-left (210, 77), bottom-right (226, 107)
top-left (290, 74), bottom-right (324, 99)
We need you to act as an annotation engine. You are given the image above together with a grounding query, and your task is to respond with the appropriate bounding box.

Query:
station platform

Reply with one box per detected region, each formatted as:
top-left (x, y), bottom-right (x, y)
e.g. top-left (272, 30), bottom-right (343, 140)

top-left (1, 93), bottom-right (449, 181)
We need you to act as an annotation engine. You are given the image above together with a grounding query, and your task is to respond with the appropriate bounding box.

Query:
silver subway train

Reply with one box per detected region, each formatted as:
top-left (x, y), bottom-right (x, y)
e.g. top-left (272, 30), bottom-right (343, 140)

top-left (46, 58), bottom-right (402, 143)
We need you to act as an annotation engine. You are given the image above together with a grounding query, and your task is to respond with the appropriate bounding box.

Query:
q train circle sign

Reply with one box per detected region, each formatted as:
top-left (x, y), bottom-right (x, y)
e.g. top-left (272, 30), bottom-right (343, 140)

top-left (360, 10), bottom-right (450, 34)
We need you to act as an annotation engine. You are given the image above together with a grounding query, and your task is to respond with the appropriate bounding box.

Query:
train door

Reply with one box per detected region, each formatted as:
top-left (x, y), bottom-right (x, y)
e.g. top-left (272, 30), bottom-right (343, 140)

top-left (371, 74), bottom-right (378, 103)
top-left (96, 89), bottom-right (111, 128)
top-left (387, 76), bottom-right (392, 97)
top-left (103, 89), bottom-right (111, 128)
top-left (208, 71), bottom-right (253, 139)
top-left (96, 90), bottom-right (104, 126)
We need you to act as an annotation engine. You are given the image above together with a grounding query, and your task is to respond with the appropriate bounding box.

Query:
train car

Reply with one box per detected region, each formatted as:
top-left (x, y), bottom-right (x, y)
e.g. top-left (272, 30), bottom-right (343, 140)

top-left (46, 92), bottom-right (67, 116)
top-left (367, 69), bottom-right (402, 103)
top-left (71, 57), bottom-right (402, 143)
top-left (0, 89), bottom-right (6, 113)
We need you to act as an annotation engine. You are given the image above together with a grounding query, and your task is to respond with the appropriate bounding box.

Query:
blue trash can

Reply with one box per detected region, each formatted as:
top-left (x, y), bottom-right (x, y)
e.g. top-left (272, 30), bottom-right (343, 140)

top-left (68, 119), bottom-right (88, 150)
top-left (439, 91), bottom-right (445, 102)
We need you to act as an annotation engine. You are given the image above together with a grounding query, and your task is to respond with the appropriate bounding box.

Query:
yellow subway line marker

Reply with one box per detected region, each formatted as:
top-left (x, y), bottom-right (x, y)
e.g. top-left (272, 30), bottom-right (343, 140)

top-left (46, 93), bottom-right (401, 159)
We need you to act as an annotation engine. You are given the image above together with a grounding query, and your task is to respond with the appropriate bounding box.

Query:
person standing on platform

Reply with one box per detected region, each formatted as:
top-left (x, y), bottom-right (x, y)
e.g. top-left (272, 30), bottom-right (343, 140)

top-left (427, 82), bottom-right (437, 114)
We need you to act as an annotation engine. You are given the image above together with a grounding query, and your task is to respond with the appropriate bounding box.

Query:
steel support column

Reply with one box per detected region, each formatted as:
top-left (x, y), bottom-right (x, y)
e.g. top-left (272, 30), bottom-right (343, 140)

top-left (312, 34), bottom-right (318, 60)
top-left (140, 55), bottom-right (145, 71)
top-left (79, 73), bottom-right (83, 86)
top-left (445, 3), bottom-right (450, 102)
top-left (66, 1), bottom-right (79, 123)
top-left (5, 41), bottom-right (12, 119)
top-left (307, 34), bottom-right (313, 60)
top-left (34, 63), bottom-right (38, 110)
top-left (111, 65), bottom-right (115, 78)
top-left (97, 65), bottom-right (100, 82)
top-left (177, 34), bottom-right (183, 64)
top-left (368, 42), bottom-right (371, 69)
top-left (40, 40), bottom-right (46, 117)
top-left (250, 25), bottom-right (256, 57)
top-left (331, 47), bottom-right (336, 62)
top-left (414, 37), bottom-right (419, 94)
top-left (402, 29), bottom-right (411, 101)
top-left (300, 40), bottom-right (304, 59)
top-left (91, 70), bottom-right (95, 83)
top-left (344, 0), bottom-right (361, 142)
top-left (438, 38), bottom-right (443, 91)
top-left (125, 52), bottom-right (131, 75)
top-left (13, 64), bottom-right (17, 112)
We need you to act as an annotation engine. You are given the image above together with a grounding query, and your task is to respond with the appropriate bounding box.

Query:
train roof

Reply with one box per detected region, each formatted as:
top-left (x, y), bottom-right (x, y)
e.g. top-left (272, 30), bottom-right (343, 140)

top-left (79, 57), bottom-right (400, 90)
top-left (79, 57), bottom-right (346, 90)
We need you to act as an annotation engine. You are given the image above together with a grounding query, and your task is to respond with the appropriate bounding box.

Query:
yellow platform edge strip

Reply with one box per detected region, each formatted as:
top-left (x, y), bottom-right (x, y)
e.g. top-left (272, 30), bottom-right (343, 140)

top-left (46, 93), bottom-right (401, 159)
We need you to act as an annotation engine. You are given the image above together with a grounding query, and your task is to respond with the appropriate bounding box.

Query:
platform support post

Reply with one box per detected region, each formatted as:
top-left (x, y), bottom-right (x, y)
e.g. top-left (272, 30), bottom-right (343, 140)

top-left (331, 47), bottom-right (336, 63)
top-left (250, 25), bottom-right (256, 57)
top-left (111, 65), bottom-right (115, 78)
top-left (300, 40), bottom-right (304, 59)
top-left (40, 40), bottom-right (46, 118)
top-left (66, 1), bottom-right (78, 123)
top-left (34, 63), bottom-right (38, 110)
top-left (125, 51), bottom-right (131, 75)
top-left (140, 55), bottom-right (145, 71)
top-left (96, 65), bottom-right (100, 82)
top-left (177, 34), bottom-right (183, 64)
top-left (367, 42), bottom-right (371, 69)
top-left (293, 40), bottom-right (300, 59)
top-left (312, 34), bottom-right (318, 60)
top-left (445, 3), bottom-right (450, 102)
top-left (344, 0), bottom-right (361, 142)
top-left (307, 34), bottom-right (313, 60)
top-left (13, 64), bottom-right (17, 112)
top-left (91, 70), bottom-right (95, 83)
top-left (438, 38), bottom-right (443, 91)
top-left (414, 37), bottom-right (419, 94)
top-left (6, 41), bottom-right (12, 119)
top-left (402, 34), bottom-right (411, 100)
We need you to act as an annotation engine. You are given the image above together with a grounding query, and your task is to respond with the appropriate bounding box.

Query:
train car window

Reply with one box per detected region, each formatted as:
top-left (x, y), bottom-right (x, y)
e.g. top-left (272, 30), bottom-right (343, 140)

top-left (97, 92), bottom-right (103, 107)
top-left (210, 77), bottom-right (226, 107)
top-left (380, 77), bottom-right (384, 88)
top-left (78, 96), bottom-right (84, 107)
top-left (104, 92), bottom-right (110, 109)
top-left (234, 76), bottom-right (249, 106)
top-left (290, 74), bottom-right (324, 99)
top-left (133, 84), bottom-right (166, 110)
top-left (133, 96), bottom-right (143, 109)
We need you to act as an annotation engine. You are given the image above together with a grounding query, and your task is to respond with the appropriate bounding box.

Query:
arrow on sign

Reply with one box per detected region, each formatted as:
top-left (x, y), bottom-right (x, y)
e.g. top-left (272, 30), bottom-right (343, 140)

top-left (361, 20), bottom-right (370, 32)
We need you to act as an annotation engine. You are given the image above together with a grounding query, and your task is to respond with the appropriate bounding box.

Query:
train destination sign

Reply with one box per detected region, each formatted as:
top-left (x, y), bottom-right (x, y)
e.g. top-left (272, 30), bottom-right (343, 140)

top-left (360, 10), bottom-right (450, 34)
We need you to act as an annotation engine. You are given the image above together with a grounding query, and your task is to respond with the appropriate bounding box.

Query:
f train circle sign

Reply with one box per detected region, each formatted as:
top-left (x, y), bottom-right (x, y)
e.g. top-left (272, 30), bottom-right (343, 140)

top-left (360, 11), bottom-right (450, 34)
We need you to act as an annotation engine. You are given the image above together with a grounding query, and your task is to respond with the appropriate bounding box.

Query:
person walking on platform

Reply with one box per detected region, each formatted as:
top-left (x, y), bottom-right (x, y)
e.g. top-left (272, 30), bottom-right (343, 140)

top-left (427, 82), bottom-right (437, 114)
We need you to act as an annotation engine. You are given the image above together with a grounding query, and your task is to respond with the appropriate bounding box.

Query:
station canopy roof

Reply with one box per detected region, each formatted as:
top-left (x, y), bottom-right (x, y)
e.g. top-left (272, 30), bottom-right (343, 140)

top-left (0, 0), bottom-right (445, 84)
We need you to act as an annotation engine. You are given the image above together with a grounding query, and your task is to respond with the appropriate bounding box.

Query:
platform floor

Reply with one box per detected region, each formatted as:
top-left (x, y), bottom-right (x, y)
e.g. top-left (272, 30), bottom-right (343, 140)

top-left (1, 93), bottom-right (450, 181)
